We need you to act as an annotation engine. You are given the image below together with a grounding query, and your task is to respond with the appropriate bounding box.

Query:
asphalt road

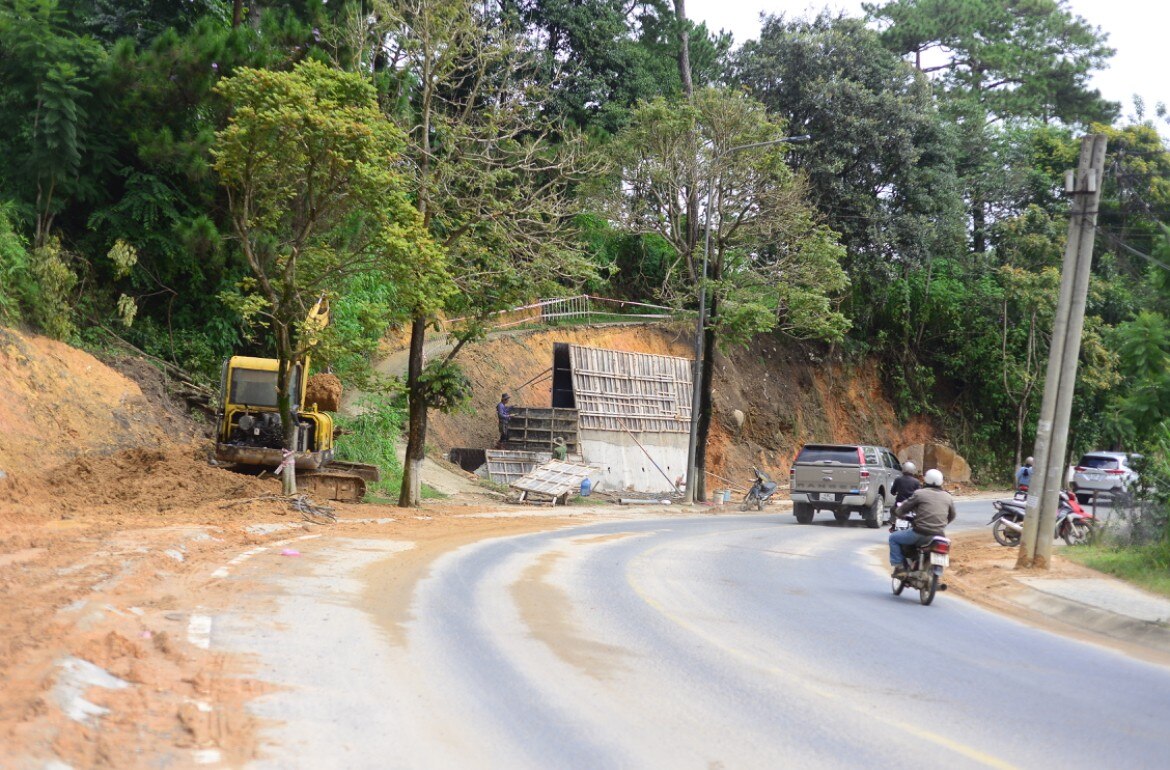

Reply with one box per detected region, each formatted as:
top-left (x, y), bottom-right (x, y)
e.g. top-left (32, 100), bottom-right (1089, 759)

top-left (213, 501), bottom-right (1170, 769)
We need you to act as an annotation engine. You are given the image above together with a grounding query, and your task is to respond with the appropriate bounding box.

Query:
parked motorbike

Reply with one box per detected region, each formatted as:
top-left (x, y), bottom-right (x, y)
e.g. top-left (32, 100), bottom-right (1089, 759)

top-left (741, 467), bottom-right (778, 511)
top-left (989, 490), bottom-right (1094, 547)
top-left (890, 514), bottom-right (951, 606)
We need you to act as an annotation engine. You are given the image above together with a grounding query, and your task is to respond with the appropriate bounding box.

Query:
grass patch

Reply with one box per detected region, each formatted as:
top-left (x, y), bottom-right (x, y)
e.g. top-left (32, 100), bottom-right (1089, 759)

top-left (333, 394), bottom-right (449, 502)
top-left (1064, 541), bottom-right (1170, 598)
top-left (335, 393), bottom-right (404, 496)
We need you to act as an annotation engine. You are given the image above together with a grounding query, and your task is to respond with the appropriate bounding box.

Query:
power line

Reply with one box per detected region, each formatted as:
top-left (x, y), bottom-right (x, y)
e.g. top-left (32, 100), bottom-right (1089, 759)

top-left (1096, 227), bottom-right (1170, 274)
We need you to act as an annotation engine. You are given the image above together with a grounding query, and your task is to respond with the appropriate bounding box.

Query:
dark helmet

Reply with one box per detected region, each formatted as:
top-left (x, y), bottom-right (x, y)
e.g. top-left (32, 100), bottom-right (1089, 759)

top-left (501, 392), bottom-right (510, 401)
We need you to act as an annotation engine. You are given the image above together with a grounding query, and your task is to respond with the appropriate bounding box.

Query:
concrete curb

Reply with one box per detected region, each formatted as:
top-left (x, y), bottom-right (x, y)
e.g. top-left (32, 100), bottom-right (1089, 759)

top-left (1006, 581), bottom-right (1170, 655)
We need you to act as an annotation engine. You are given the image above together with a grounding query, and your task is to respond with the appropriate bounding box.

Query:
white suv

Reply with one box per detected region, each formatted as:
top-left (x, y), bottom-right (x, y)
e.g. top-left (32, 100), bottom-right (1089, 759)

top-left (1071, 452), bottom-right (1139, 503)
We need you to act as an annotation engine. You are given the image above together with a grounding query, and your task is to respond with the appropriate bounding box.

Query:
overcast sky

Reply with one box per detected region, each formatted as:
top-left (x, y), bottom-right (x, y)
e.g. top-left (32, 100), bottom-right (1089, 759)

top-left (686, 0), bottom-right (1168, 127)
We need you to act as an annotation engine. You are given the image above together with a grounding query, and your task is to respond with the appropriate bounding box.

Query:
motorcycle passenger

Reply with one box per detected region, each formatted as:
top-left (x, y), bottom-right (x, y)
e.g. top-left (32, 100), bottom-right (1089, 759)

top-left (888, 469), bottom-right (956, 578)
top-left (891, 461), bottom-right (921, 505)
top-left (1016, 456), bottom-right (1034, 490)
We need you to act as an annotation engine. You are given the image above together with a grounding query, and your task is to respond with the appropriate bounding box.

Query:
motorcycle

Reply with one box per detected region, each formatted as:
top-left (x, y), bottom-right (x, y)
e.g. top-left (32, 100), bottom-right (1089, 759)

top-left (989, 490), bottom-right (1094, 547)
top-left (741, 467), bottom-right (778, 511)
top-left (890, 514), bottom-right (951, 606)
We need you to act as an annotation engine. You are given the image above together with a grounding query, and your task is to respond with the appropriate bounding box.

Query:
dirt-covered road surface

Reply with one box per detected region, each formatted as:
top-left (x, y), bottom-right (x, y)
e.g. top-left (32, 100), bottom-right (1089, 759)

top-left (6, 485), bottom-right (1170, 768)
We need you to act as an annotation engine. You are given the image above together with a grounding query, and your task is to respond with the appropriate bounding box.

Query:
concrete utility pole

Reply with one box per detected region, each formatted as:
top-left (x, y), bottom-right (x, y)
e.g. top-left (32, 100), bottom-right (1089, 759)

top-left (1017, 134), bottom-right (1108, 568)
top-left (683, 136), bottom-right (810, 505)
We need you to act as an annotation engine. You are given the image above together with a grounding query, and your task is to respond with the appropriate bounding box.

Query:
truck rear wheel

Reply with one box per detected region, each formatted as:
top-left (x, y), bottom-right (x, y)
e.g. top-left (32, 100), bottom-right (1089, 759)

top-left (864, 498), bottom-right (883, 529)
top-left (794, 503), bottom-right (814, 524)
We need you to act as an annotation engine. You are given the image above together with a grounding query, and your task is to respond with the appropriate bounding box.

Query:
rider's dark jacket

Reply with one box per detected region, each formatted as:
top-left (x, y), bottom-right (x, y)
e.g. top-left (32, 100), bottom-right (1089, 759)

top-left (891, 473), bottom-right (921, 504)
top-left (894, 486), bottom-right (956, 536)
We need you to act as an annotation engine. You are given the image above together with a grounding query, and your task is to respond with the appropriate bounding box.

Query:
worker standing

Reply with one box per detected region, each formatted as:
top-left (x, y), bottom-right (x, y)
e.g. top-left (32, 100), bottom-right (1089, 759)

top-left (552, 436), bottom-right (567, 461)
top-left (496, 393), bottom-right (512, 448)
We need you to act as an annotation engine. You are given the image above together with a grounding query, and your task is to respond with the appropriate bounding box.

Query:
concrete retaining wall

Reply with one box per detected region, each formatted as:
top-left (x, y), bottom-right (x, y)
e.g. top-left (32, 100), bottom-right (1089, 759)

top-left (580, 429), bottom-right (687, 494)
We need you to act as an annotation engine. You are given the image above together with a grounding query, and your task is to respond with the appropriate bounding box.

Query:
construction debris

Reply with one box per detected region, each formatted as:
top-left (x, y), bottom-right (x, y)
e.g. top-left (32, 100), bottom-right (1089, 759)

top-left (509, 461), bottom-right (594, 506)
top-left (291, 495), bottom-right (337, 524)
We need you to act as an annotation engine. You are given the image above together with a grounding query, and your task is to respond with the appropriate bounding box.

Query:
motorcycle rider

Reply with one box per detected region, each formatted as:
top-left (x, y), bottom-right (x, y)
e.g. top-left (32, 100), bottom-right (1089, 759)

top-left (1016, 456), bottom-right (1034, 490)
top-left (891, 461), bottom-right (921, 504)
top-left (888, 468), bottom-right (956, 578)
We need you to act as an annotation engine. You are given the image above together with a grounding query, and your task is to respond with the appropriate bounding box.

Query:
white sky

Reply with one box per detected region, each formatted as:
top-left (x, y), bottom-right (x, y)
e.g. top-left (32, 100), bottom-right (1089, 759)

top-left (687, 0), bottom-right (1169, 126)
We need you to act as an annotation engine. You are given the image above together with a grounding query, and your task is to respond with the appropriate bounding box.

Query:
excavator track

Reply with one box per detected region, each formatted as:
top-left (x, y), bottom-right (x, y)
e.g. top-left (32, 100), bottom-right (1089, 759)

top-left (297, 469), bottom-right (368, 503)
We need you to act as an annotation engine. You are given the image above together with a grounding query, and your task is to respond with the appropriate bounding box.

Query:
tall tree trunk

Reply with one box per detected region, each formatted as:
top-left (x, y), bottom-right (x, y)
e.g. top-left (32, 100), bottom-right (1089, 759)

top-left (673, 0), bottom-right (699, 264)
top-left (673, 1), bottom-right (694, 99)
top-left (398, 315), bottom-right (428, 507)
top-left (232, 0), bottom-right (244, 27)
top-left (695, 293), bottom-right (718, 502)
top-left (972, 195), bottom-right (987, 255)
top-left (277, 353), bottom-right (298, 496)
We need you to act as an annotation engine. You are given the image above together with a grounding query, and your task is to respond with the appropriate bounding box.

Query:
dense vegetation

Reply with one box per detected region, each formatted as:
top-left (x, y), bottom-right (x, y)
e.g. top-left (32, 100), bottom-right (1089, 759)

top-left (3, 0), bottom-right (1170, 515)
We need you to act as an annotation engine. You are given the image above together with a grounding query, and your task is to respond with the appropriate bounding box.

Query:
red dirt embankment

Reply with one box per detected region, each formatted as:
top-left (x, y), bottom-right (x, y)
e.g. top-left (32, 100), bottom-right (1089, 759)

top-left (425, 324), bottom-right (934, 493)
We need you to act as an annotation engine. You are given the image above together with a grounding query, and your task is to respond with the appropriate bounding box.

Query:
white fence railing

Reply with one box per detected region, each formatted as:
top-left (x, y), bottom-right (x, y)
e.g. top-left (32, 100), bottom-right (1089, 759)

top-left (444, 295), bottom-right (681, 332)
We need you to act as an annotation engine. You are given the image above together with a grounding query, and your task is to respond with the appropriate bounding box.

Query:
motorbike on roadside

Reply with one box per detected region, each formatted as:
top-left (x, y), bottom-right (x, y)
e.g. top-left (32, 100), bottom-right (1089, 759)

top-left (989, 490), bottom-right (1094, 547)
top-left (741, 467), bottom-right (778, 511)
top-left (890, 514), bottom-right (951, 606)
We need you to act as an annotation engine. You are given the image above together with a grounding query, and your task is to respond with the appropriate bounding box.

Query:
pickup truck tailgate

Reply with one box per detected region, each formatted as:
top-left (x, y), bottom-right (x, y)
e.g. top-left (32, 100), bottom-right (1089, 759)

top-left (793, 464), bottom-right (862, 492)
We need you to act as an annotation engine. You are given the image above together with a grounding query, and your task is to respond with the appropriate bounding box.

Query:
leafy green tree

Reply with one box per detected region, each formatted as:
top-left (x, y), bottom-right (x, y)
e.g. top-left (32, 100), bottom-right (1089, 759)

top-left (337, 0), bottom-right (597, 507)
top-left (498, 0), bottom-right (727, 134)
top-left (213, 59), bottom-right (444, 494)
top-left (612, 88), bottom-right (848, 499)
top-left (71, 0), bottom-right (228, 45)
top-left (734, 13), bottom-right (965, 329)
top-left (865, 0), bottom-right (1116, 253)
top-left (0, 0), bottom-right (105, 247)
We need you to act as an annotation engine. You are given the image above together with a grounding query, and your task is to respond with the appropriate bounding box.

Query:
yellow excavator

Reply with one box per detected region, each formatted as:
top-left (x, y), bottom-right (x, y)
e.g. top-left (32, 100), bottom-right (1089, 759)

top-left (212, 299), bottom-right (379, 502)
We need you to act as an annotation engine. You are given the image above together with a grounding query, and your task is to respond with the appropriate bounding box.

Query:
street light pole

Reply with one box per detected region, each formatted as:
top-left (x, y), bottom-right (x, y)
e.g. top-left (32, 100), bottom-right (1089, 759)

top-left (683, 135), bottom-right (811, 505)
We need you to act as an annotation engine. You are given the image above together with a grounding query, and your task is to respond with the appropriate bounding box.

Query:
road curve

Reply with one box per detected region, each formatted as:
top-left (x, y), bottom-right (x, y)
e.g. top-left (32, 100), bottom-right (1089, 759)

top-left (215, 507), bottom-right (1170, 769)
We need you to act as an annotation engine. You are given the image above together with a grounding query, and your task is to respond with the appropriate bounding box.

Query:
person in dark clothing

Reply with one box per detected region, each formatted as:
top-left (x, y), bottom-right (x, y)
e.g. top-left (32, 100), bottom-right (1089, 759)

top-left (496, 393), bottom-right (511, 447)
top-left (891, 461), bottom-right (921, 505)
top-left (888, 469), bottom-right (956, 577)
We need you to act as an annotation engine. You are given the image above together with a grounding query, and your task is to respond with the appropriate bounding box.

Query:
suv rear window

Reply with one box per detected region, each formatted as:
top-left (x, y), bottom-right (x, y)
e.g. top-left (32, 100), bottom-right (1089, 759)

top-left (1078, 455), bottom-right (1119, 470)
top-left (796, 446), bottom-right (860, 464)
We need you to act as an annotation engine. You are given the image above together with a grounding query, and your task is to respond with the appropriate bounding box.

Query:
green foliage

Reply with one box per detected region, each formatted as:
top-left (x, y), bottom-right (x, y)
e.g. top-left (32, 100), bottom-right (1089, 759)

top-left (613, 87), bottom-right (850, 343)
top-left (333, 393), bottom-right (405, 496)
top-left (1065, 543), bottom-right (1170, 598)
top-left (736, 12), bottom-right (965, 302)
top-left (865, 0), bottom-right (1117, 125)
top-left (213, 58), bottom-right (445, 360)
top-left (418, 359), bottom-right (473, 413)
top-left (0, 203), bottom-right (32, 323)
top-left (27, 237), bottom-right (79, 339)
top-left (502, 0), bottom-right (730, 134)
top-left (0, 0), bottom-right (106, 245)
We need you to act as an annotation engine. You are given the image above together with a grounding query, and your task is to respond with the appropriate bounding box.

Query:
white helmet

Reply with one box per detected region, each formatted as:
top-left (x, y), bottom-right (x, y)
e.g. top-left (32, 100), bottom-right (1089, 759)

top-left (924, 469), bottom-right (944, 487)
top-left (902, 461), bottom-right (917, 474)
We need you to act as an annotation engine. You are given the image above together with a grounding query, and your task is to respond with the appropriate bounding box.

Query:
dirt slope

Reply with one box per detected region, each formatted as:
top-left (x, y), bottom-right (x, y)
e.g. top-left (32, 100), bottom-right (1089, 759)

top-left (422, 324), bottom-right (934, 492)
top-left (0, 329), bottom-right (175, 471)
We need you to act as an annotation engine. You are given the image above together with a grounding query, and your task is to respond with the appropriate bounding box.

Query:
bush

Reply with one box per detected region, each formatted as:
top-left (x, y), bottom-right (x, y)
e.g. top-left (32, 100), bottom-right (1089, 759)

top-left (333, 393), bottom-right (406, 497)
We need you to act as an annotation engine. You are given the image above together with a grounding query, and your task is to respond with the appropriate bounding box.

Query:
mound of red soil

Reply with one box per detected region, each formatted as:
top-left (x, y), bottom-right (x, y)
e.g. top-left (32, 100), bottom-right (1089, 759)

top-left (306, 372), bottom-right (343, 412)
top-left (0, 328), bottom-right (170, 472)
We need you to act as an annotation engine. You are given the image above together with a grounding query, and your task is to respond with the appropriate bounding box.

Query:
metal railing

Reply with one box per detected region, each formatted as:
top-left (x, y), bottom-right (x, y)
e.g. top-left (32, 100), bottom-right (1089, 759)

top-left (444, 295), bottom-right (681, 332)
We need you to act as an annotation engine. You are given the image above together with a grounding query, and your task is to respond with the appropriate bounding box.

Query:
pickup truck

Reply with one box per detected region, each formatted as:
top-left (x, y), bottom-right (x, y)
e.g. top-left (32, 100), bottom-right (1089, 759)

top-left (789, 444), bottom-right (901, 528)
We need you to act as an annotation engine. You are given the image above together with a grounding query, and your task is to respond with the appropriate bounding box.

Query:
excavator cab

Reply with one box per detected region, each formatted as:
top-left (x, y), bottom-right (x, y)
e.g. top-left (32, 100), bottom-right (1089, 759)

top-left (211, 298), bottom-right (378, 501)
top-left (214, 355), bottom-right (335, 468)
